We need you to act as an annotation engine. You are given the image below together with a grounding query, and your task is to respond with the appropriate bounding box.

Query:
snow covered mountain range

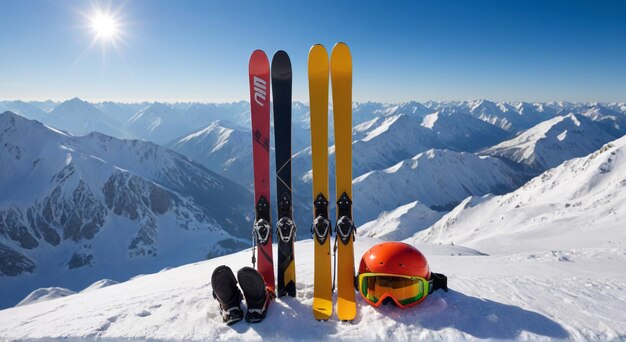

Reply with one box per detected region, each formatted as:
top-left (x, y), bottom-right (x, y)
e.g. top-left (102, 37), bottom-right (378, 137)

top-left (353, 149), bottom-right (526, 222)
top-left (483, 113), bottom-right (623, 171)
top-left (410, 135), bottom-right (626, 253)
top-left (0, 111), bottom-right (252, 308)
top-left (166, 120), bottom-right (253, 186)
top-left (3, 99), bottom-right (624, 185)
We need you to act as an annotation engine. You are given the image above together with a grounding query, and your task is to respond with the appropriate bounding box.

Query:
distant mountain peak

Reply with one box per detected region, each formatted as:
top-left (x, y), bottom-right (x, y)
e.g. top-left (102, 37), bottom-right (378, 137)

top-left (68, 97), bottom-right (85, 103)
top-left (1, 110), bottom-right (22, 120)
top-left (1, 110), bottom-right (48, 131)
top-left (483, 113), bottom-right (621, 170)
top-left (54, 98), bottom-right (95, 111)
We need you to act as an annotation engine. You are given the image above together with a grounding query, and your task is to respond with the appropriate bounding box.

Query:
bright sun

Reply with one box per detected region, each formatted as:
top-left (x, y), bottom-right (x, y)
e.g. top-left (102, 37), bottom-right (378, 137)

top-left (91, 11), bottom-right (118, 41)
top-left (75, 5), bottom-right (127, 66)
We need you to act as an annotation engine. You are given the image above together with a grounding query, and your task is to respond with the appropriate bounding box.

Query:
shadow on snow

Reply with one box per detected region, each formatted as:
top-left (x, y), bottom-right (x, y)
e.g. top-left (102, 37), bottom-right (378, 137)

top-left (371, 289), bottom-right (569, 340)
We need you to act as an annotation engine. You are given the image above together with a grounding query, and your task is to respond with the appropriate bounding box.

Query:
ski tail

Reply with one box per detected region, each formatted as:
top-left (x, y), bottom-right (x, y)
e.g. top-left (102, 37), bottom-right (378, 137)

top-left (312, 193), bottom-right (333, 320)
top-left (335, 192), bottom-right (356, 321)
top-left (331, 42), bottom-right (356, 322)
top-left (309, 44), bottom-right (333, 320)
top-left (276, 213), bottom-right (297, 297)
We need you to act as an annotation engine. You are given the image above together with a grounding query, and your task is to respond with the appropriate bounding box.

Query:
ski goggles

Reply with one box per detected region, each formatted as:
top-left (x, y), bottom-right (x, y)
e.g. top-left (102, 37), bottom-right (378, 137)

top-left (357, 272), bottom-right (448, 308)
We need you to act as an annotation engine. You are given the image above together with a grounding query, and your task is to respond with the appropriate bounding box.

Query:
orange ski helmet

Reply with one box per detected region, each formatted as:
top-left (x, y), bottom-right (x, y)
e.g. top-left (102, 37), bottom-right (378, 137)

top-left (358, 241), bottom-right (430, 279)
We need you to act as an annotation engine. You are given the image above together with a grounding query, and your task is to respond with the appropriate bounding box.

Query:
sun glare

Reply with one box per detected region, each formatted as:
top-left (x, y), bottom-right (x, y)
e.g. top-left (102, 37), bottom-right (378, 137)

top-left (91, 11), bottom-right (118, 41)
top-left (71, 4), bottom-right (132, 72)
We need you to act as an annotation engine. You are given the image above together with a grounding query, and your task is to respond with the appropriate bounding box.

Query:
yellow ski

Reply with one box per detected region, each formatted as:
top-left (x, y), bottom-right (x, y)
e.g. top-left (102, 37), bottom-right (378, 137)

top-left (308, 44), bottom-right (333, 321)
top-left (331, 42), bottom-right (356, 322)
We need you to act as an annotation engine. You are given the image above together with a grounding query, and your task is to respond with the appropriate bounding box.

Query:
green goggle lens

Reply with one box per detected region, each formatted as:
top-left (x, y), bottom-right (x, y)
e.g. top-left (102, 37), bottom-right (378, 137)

top-left (359, 273), bottom-right (428, 306)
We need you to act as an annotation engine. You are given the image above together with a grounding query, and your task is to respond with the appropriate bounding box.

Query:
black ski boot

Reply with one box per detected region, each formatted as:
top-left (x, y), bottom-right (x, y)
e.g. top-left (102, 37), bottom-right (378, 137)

top-left (237, 266), bottom-right (271, 323)
top-left (211, 265), bottom-right (244, 325)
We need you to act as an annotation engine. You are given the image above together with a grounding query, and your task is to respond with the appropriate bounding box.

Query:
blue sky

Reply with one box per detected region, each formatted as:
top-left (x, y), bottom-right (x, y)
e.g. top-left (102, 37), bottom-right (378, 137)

top-left (0, 0), bottom-right (625, 103)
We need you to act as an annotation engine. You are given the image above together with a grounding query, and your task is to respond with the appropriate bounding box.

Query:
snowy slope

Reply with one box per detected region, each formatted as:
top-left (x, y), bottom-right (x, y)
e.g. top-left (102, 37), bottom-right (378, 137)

top-left (353, 149), bottom-right (526, 222)
top-left (483, 114), bottom-right (623, 171)
top-left (411, 135), bottom-right (626, 254)
top-left (167, 120), bottom-right (252, 186)
top-left (0, 111), bottom-right (252, 308)
top-left (127, 102), bottom-right (192, 144)
top-left (579, 103), bottom-right (626, 131)
top-left (290, 114), bottom-right (425, 185)
top-left (127, 102), bottom-right (251, 144)
top-left (466, 99), bottom-right (549, 133)
top-left (15, 287), bottom-right (76, 307)
top-left (421, 109), bottom-right (512, 152)
top-left (46, 98), bottom-right (128, 138)
top-left (0, 100), bottom-right (48, 121)
top-left (607, 102), bottom-right (626, 115)
top-left (26, 100), bottom-right (58, 113)
top-left (294, 109), bottom-right (513, 187)
top-left (80, 279), bottom-right (119, 293)
top-left (468, 99), bottom-right (524, 132)
top-left (351, 102), bottom-right (389, 125)
top-left (0, 237), bottom-right (624, 340)
top-left (348, 110), bottom-right (511, 178)
top-left (350, 114), bottom-right (442, 176)
top-left (357, 201), bottom-right (444, 241)
top-left (95, 101), bottom-right (146, 123)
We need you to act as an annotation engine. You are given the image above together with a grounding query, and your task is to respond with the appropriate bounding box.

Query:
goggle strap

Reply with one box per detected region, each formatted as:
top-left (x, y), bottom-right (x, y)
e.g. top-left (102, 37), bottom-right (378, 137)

top-left (428, 272), bottom-right (448, 294)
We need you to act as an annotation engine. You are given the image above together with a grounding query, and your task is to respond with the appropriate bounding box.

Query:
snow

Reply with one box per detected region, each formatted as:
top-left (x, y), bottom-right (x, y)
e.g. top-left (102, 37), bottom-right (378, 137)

top-left (483, 114), bottom-right (622, 170)
top-left (4, 130), bottom-right (626, 339)
top-left (46, 98), bottom-right (128, 138)
top-left (358, 201), bottom-right (444, 241)
top-left (1, 236), bottom-right (624, 340)
top-left (2, 100), bottom-right (626, 340)
top-left (0, 112), bottom-right (251, 308)
top-left (15, 287), bottom-right (76, 307)
top-left (81, 279), bottom-right (120, 293)
top-left (421, 112), bottom-right (438, 129)
top-left (412, 136), bottom-right (626, 254)
top-left (167, 120), bottom-right (252, 185)
top-left (352, 148), bottom-right (524, 222)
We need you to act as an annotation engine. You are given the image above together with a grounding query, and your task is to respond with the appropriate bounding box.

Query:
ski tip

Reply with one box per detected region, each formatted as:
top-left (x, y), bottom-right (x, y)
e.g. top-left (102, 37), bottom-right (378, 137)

top-left (308, 45), bottom-right (329, 74)
top-left (272, 50), bottom-right (289, 60)
top-left (271, 50), bottom-right (292, 76)
top-left (330, 43), bottom-right (351, 74)
top-left (331, 42), bottom-right (351, 58)
top-left (249, 50), bottom-right (269, 73)
top-left (332, 42), bottom-right (350, 52)
top-left (310, 43), bottom-right (326, 50)
top-left (309, 44), bottom-right (328, 56)
top-left (250, 49), bottom-right (268, 59)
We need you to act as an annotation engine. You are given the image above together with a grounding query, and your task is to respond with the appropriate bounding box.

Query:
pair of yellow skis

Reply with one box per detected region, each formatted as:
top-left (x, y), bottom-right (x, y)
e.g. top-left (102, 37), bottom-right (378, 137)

top-left (309, 43), bottom-right (356, 321)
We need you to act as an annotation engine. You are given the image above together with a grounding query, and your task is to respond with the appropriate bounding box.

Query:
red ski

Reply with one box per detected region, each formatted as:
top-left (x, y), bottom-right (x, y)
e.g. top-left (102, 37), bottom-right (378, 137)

top-left (249, 50), bottom-right (275, 296)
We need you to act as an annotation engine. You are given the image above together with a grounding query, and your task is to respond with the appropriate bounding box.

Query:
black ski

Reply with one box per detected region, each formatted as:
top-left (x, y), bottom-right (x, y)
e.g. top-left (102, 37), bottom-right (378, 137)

top-left (272, 50), bottom-right (296, 297)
